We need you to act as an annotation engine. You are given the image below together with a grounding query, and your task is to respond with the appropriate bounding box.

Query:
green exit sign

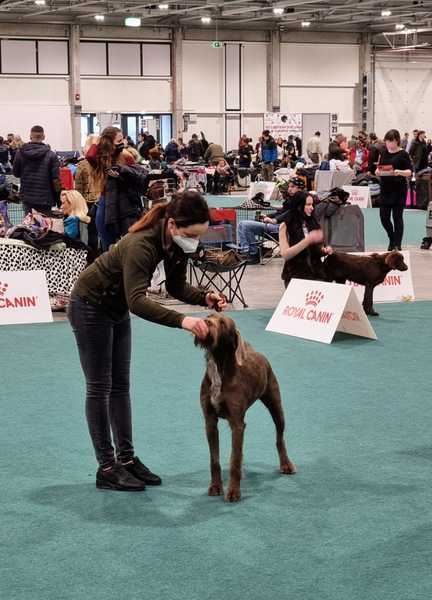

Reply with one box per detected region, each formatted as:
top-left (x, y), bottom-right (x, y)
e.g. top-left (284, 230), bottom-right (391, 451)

top-left (211, 41), bottom-right (222, 48)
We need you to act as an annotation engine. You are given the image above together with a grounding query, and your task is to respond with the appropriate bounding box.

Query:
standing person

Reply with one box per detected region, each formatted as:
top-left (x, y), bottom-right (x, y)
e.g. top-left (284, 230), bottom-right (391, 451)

top-left (306, 131), bottom-right (322, 164)
top-left (409, 130), bottom-right (428, 173)
top-left (75, 134), bottom-right (101, 253)
top-left (295, 136), bottom-right (302, 157)
top-left (275, 137), bottom-right (286, 166)
top-left (261, 130), bottom-right (277, 181)
top-left (187, 134), bottom-right (202, 162)
top-left (9, 135), bottom-right (23, 164)
top-left (68, 191), bottom-right (227, 491)
top-left (238, 136), bottom-right (252, 168)
top-left (85, 126), bottom-right (125, 252)
top-left (376, 129), bottom-right (412, 251)
top-left (279, 194), bottom-right (332, 288)
top-left (164, 138), bottom-right (181, 164)
top-left (0, 137), bottom-right (9, 167)
top-left (178, 137), bottom-right (188, 159)
top-left (367, 133), bottom-right (384, 175)
top-left (204, 141), bottom-right (224, 164)
top-left (138, 131), bottom-right (156, 160)
top-left (349, 138), bottom-right (369, 174)
top-left (406, 129), bottom-right (418, 154)
top-left (401, 132), bottom-right (409, 150)
top-left (13, 125), bottom-right (60, 215)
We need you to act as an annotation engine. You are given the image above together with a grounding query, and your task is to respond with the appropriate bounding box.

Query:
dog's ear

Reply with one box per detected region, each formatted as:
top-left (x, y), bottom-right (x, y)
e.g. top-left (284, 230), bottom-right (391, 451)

top-left (234, 329), bottom-right (247, 366)
top-left (385, 251), bottom-right (400, 270)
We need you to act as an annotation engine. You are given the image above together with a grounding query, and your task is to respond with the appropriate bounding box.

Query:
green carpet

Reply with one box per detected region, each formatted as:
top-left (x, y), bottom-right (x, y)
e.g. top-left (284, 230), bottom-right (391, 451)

top-left (205, 195), bottom-right (427, 249)
top-left (2, 303), bottom-right (432, 600)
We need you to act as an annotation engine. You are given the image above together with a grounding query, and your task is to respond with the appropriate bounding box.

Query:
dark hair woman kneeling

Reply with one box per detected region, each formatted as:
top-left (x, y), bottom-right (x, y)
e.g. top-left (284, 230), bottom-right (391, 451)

top-left (279, 194), bottom-right (333, 288)
top-left (68, 190), bottom-right (227, 492)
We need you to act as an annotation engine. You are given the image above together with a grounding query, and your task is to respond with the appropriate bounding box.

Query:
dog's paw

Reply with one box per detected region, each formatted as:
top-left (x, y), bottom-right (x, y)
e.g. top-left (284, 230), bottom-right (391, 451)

top-left (280, 461), bottom-right (296, 475)
top-left (225, 488), bottom-right (241, 502)
top-left (208, 482), bottom-right (224, 496)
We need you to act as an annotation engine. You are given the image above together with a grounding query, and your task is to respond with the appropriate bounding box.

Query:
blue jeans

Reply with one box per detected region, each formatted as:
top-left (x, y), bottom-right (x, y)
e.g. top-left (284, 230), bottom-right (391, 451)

top-left (237, 220), bottom-right (279, 255)
top-left (95, 196), bottom-right (116, 252)
top-left (68, 295), bottom-right (133, 467)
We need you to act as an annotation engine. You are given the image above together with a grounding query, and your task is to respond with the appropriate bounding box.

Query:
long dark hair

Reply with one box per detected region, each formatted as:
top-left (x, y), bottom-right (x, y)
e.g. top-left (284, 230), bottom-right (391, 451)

top-left (129, 190), bottom-right (210, 233)
top-left (90, 126), bottom-right (122, 189)
top-left (285, 193), bottom-right (320, 245)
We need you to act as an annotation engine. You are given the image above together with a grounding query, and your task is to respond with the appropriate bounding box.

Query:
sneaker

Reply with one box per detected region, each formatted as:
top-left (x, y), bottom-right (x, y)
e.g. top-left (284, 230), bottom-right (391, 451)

top-left (96, 462), bottom-right (146, 491)
top-left (121, 457), bottom-right (162, 486)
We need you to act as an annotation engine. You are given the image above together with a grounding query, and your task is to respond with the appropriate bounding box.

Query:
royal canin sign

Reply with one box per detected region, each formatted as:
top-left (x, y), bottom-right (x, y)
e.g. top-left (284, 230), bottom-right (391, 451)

top-left (0, 282), bottom-right (39, 309)
top-left (282, 290), bottom-right (334, 324)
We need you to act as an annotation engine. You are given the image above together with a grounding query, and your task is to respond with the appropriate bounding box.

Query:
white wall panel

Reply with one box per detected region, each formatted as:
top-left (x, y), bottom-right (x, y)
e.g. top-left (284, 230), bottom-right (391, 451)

top-left (38, 41), bottom-right (68, 74)
top-left (142, 43), bottom-right (171, 76)
top-left (186, 117), bottom-right (224, 147)
top-left (225, 114), bottom-right (241, 151)
top-left (182, 41), bottom-right (224, 113)
top-left (374, 58), bottom-right (432, 137)
top-left (108, 43), bottom-right (140, 76)
top-left (280, 87), bottom-right (355, 124)
top-left (242, 44), bottom-right (267, 112)
top-left (1, 40), bottom-right (36, 74)
top-left (80, 42), bottom-right (106, 76)
top-left (0, 78), bottom-right (71, 149)
top-left (81, 79), bottom-right (171, 112)
top-left (241, 116), bottom-right (263, 146)
top-left (281, 43), bottom-right (359, 86)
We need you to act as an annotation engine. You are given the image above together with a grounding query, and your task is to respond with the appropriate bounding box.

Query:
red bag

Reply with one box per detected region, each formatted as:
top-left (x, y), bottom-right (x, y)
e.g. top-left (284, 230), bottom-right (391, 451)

top-left (60, 167), bottom-right (74, 190)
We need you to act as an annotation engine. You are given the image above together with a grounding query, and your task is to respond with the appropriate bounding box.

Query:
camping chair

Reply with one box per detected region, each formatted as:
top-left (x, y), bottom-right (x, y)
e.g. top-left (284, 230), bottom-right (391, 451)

top-left (188, 257), bottom-right (248, 308)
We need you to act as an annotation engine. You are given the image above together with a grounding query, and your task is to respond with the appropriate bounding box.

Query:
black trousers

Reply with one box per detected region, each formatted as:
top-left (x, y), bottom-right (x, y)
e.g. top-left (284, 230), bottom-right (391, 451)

top-left (68, 295), bottom-right (134, 467)
top-left (379, 204), bottom-right (404, 248)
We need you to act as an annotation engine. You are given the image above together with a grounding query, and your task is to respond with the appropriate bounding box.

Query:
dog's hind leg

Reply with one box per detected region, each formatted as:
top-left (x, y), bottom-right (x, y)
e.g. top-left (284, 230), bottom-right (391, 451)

top-left (261, 370), bottom-right (296, 475)
top-left (205, 412), bottom-right (224, 497)
top-left (226, 417), bottom-right (246, 502)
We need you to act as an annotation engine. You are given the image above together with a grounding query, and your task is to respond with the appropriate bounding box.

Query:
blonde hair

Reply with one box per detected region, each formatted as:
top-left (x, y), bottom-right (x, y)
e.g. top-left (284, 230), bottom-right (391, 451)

top-left (10, 135), bottom-right (23, 149)
top-left (61, 190), bottom-right (91, 224)
top-left (120, 147), bottom-right (139, 163)
top-left (83, 134), bottom-right (100, 155)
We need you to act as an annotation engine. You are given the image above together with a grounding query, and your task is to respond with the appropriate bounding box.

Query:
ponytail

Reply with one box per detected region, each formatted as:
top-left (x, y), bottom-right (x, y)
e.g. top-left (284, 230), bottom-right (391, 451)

top-left (129, 190), bottom-right (210, 233)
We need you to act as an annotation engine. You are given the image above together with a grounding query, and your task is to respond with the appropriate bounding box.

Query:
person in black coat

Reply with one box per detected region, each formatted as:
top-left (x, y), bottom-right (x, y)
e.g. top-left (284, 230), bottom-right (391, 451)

top-left (409, 130), bottom-right (429, 173)
top-left (164, 139), bottom-right (181, 164)
top-left (138, 132), bottom-right (156, 159)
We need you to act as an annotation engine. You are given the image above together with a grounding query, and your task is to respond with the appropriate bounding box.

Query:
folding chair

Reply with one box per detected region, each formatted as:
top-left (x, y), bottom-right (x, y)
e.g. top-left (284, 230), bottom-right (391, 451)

top-left (189, 259), bottom-right (248, 308)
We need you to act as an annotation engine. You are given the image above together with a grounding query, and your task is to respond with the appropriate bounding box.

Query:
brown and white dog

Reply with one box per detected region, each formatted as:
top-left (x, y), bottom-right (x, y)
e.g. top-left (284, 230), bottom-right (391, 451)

top-left (324, 250), bottom-right (408, 316)
top-left (195, 313), bottom-right (296, 502)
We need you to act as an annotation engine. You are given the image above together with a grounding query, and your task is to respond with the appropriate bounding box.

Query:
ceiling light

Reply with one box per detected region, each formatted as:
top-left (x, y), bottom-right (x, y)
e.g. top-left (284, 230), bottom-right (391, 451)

top-left (158, 3), bottom-right (169, 8)
top-left (273, 7), bottom-right (284, 15)
top-left (94, 14), bottom-right (105, 22)
top-left (125, 16), bottom-right (141, 27)
top-left (34, 0), bottom-right (46, 5)
top-left (301, 21), bottom-right (311, 27)
top-left (201, 16), bottom-right (212, 24)
top-left (381, 10), bottom-right (392, 17)
top-left (395, 23), bottom-right (405, 30)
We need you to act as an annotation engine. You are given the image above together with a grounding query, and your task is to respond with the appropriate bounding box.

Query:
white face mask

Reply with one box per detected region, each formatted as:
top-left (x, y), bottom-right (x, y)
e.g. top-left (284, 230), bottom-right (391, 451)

top-left (172, 235), bottom-right (199, 254)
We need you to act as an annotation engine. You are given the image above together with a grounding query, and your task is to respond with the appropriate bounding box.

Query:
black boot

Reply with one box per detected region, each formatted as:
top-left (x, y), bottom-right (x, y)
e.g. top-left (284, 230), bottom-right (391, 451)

top-left (96, 463), bottom-right (146, 491)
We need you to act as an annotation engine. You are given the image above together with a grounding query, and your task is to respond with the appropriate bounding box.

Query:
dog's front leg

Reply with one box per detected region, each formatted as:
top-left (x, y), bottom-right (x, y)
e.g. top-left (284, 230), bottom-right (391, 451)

top-left (226, 420), bottom-right (246, 502)
top-left (363, 284), bottom-right (379, 316)
top-left (205, 414), bottom-right (224, 496)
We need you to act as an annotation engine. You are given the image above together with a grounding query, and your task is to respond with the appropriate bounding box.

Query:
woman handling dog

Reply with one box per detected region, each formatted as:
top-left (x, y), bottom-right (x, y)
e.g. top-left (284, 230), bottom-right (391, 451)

top-left (68, 191), bottom-right (227, 492)
top-left (279, 194), bottom-right (333, 288)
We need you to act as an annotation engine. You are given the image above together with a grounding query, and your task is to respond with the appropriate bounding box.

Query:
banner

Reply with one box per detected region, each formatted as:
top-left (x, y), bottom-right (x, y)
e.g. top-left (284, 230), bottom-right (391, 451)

top-left (0, 270), bottom-right (52, 325)
top-left (264, 113), bottom-right (302, 139)
top-left (343, 185), bottom-right (372, 208)
top-left (266, 279), bottom-right (376, 344)
top-left (347, 251), bottom-right (415, 303)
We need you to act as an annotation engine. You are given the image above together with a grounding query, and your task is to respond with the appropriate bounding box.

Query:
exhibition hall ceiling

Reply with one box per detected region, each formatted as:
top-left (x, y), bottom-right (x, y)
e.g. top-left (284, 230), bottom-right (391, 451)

top-left (0, 0), bottom-right (431, 33)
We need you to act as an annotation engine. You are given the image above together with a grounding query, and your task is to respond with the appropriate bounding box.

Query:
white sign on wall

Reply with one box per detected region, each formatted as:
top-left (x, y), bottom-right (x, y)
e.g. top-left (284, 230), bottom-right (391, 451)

top-left (264, 113), bottom-right (302, 138)
top-left (343, 185), bottom-right (372, 208)
top-left (0, 270), bottom-right (52, 325)
top-left (347, 251), bottom-right (415, 303)
top-left (266, 278), bottom-right (377, 344)
top-left (248, 181), bottom-right (279, 202)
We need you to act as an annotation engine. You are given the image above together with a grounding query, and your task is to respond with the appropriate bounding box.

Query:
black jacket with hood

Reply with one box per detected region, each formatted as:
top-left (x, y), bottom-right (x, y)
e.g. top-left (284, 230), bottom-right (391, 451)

top-left (104, 164), bottom-right (147, 236)
top-left (13, 142), bottom-right (60, 207)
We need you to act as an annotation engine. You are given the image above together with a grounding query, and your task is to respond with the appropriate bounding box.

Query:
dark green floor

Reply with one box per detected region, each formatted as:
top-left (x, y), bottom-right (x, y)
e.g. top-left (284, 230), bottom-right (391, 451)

top-left (2, 303), bottom-right (432, 599)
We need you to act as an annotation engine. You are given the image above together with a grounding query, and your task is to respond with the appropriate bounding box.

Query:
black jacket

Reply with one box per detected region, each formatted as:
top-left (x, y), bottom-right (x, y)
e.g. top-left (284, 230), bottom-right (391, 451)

top-left (164, 141), bottom-right (181, 163)
top-left (409, 139), bottom-right (428, 172)
top-left (238, 145), bottom-right (252, 168)
top-left (188, 140), bottom-right (202, 162)
top-left (0, 144), bottom-right (9, 165)
top-left (139, 135), bottom-right (156, 159)
top-left (269, 191), bottom-right (306, 224)
top-left (13, 143), bottom-right (60, 207)
top-left (105, 165), bottom-right (147, 231)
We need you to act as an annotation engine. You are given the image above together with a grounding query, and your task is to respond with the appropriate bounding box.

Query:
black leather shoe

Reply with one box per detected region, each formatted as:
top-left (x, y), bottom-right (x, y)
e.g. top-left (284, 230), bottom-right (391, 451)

top-left (96, 463), bottom-right (146, 491)
top-left (122, 457), bottom-right (162, 486)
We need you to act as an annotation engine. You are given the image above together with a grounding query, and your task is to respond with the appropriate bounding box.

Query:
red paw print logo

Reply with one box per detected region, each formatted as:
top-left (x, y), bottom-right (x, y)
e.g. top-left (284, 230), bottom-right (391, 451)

top-left (305, 290), bottom-right (324, 307)
top-left (0, 282), bottom-right (8, 297)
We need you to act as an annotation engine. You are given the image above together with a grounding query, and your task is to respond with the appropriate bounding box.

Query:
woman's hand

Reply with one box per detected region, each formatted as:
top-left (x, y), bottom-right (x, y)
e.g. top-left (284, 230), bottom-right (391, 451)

top-left (263, 216), bottom-right (276, 224)
top-left (279, 222), bottom-right (286, 235)
top-left (206, 292), bottom-right (228, 312)
top-left (307, 229), bottom-right (324, 245)
top-left (322, 245), bottom-right (333, 255)
top-left (182, 316), bottom-right (209, 339)
top-left (107, 168), bottom-right (119, 178)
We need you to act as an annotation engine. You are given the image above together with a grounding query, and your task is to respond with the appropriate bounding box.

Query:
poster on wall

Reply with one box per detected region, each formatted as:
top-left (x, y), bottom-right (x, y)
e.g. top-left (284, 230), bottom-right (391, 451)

top-left (264, 113), bottom-right (302, 139)
top-left (330, 113), bottom-right (339, 136)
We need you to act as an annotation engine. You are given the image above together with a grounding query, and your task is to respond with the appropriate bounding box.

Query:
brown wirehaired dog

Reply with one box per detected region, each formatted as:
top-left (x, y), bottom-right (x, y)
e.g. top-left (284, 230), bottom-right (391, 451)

top-left (324, 250), bottom-right (408, 316)
top-left (195, 313), bottom-right (296, 502)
